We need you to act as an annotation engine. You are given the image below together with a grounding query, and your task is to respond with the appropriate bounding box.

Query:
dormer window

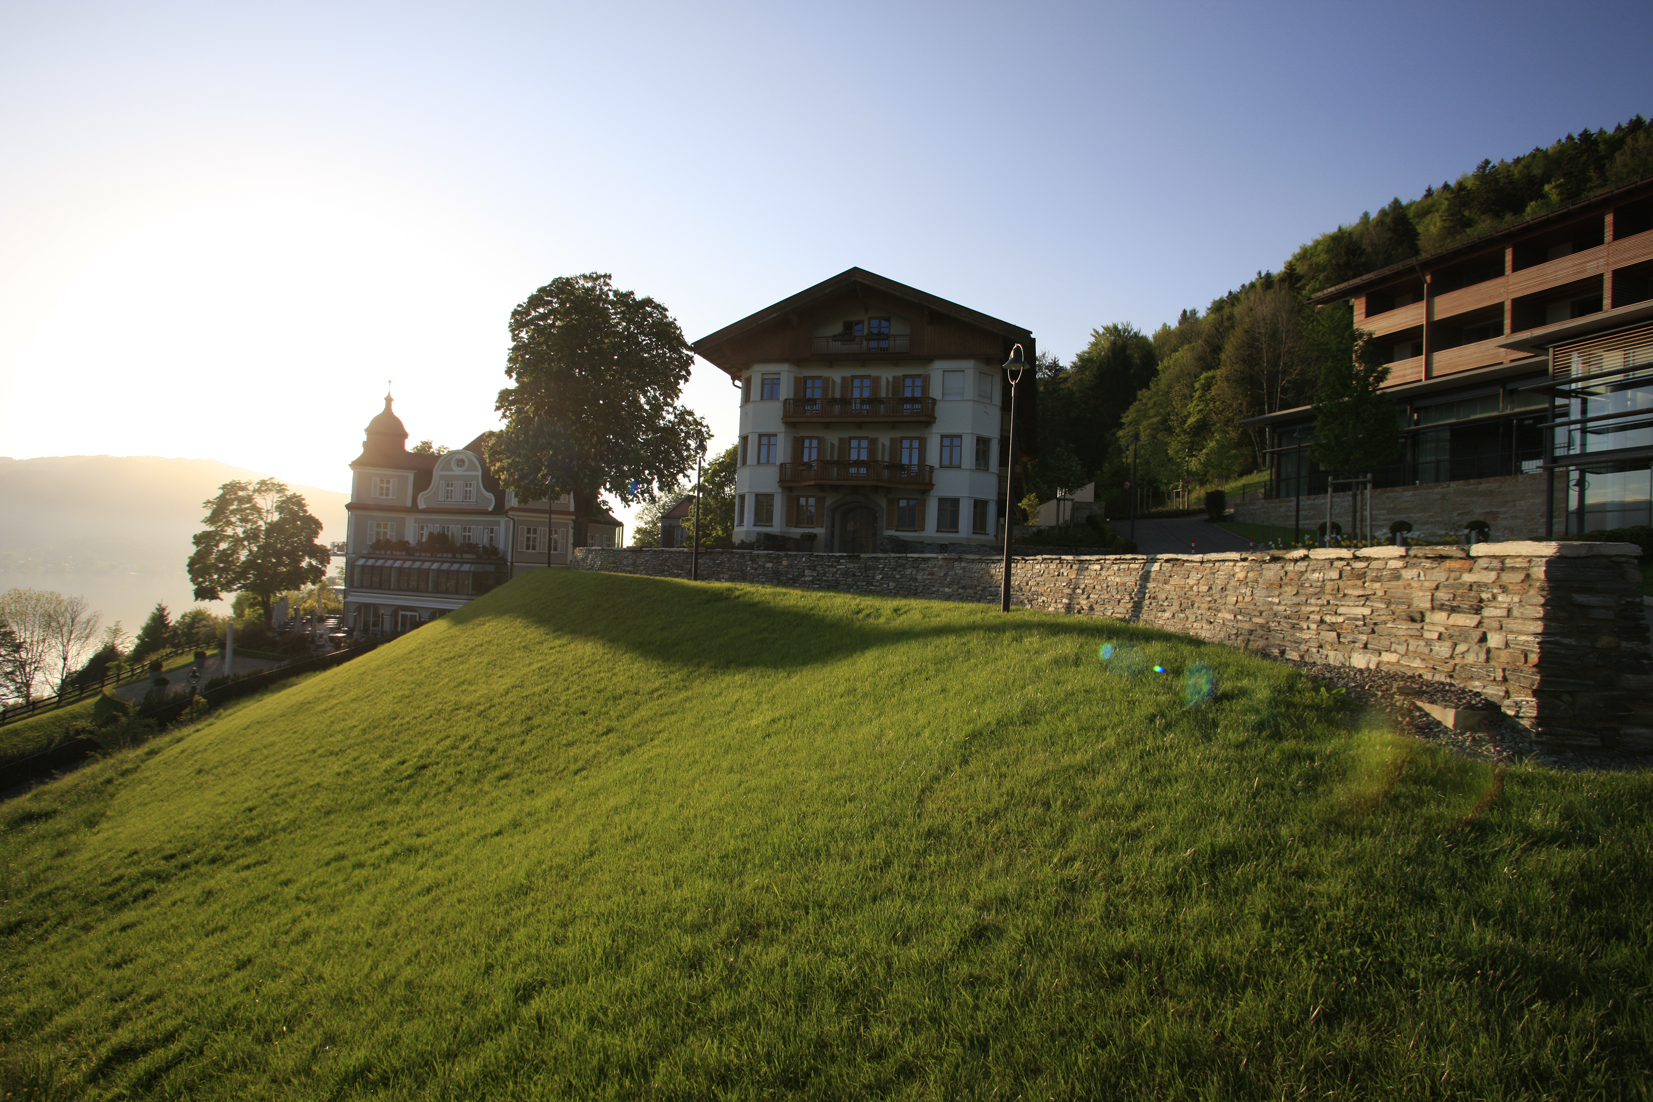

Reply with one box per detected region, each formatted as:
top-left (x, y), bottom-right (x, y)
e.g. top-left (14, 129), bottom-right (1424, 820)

top-left (373, 477), bottom-right (394, 499)
top-left (440, 479), bottom-right (477, 503)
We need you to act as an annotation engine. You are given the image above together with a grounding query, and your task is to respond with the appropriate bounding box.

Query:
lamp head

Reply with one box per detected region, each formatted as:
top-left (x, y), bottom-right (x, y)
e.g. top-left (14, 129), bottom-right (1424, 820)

top-left (1003, 343), bottom-right (1026, 380)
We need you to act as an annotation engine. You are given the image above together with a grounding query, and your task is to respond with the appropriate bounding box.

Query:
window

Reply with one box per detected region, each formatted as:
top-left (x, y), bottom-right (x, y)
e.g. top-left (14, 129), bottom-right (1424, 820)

top-left (373, 476), bottom-right (394, 499)
top-left (761, 375), bottom-right (781, 400)
top-left (549, 527), bottom-right (566, 554)
top-left (521, 526), bottom-right (542, 552)
top-left (940, 435), bottom-right (962, 467)
top-left (757, 434), bottom-right (777, 464)
top-left (440, 480), bottom-right (476, 503)
top-left (802, 377), bottom-right (823, 412)
top-left (483, 527), bottom-right (498, 548)
top-left (371, 520), bottom-right (394, 544)
top-left (587, 528), bottom-right (610, 548)
top-left (850, 375), bottom-right (873, 410)
top-left (977, 372), bottom-right (993, 401)
top-left (900, 437), bottom-right (922, 468)
top-left (736, 494), bottom-right (745, 526)
top-left (460, 525), bottom-right (475, 546)
top-left (753, 493), bottom-right (775, 527)
top-left (975, 436), bottom-right (992, 470)
top-left (796, 495), bottom-right (819, 526)
top-left (799, 437), bottom-right (820, 463)
top-left (942, 371), bottom-right (964, 399)
top-left (902, 375), bottom-right (924, 398)
top-left (867, 317), bottom-right (891, 351)
top-left (972, 500), bottom-right (989, 535)
top-left (847, 437), bottom-right (871, 474)
top-left (740, 435), bottom-right (749, 465)
top-left (938, 498), bottom-right (960, 533)
top-left (742, 375), bottom-right (751, 404)
top-left (896, 497), bottom-right (921, 530)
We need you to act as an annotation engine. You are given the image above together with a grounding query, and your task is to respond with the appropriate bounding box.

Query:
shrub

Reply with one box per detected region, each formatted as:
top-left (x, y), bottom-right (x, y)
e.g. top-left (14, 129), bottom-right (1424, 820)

top-left (91, 691), bottom-right (133, 728)
top-left (1204, 489), bottom-right (1226, 521)
top-left (1388, 519), bottom-right (1413, 534)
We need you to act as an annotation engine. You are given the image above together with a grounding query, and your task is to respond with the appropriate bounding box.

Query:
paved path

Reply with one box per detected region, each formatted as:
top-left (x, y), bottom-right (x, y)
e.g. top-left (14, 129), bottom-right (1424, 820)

top-left (114, 654), bottom-right (281, 703)
top-left (1120, 515), bottom-right (1254, 556)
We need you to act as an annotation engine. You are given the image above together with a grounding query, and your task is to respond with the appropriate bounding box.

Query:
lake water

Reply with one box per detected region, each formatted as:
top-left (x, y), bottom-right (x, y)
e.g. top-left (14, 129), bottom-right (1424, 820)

top-left (0, 569), bottom-right (224, 640)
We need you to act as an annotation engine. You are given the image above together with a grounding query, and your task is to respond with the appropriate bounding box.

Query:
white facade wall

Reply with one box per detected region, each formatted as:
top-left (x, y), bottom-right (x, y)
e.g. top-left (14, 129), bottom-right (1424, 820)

top-left (731, 360), bottom-right (1006, 547)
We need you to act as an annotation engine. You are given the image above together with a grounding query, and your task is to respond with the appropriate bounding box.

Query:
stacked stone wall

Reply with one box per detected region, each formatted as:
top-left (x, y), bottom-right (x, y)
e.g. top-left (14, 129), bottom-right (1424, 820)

top-left (572, 542), bottom-right (1651, 751)
top-left (1231, 473), bottom-right (1567, 543)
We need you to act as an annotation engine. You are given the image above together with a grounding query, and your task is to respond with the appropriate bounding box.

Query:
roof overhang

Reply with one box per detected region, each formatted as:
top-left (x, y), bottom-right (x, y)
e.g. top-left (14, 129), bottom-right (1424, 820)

top-left (691, 267), bottom-right (1032, 377)
top-left (1238, 356), bottom-right (1548, 427)
top-left (1497, 301), bottom-right (1653, 354)
top-left (1308, 174), bottom-right (1653, 305)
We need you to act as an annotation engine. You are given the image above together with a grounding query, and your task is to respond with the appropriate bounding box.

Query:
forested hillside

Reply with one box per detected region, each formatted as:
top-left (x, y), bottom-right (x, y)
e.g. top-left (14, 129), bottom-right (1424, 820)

top-left (1035, 116), bottom-right (1653, 514)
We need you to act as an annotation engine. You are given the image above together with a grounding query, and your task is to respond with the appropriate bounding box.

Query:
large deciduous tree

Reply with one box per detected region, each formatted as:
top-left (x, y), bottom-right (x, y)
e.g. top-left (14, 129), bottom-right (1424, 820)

top-left (187, 479), bottom-right (330, 625)
top-left (486, 273), bottom-right (709, 546)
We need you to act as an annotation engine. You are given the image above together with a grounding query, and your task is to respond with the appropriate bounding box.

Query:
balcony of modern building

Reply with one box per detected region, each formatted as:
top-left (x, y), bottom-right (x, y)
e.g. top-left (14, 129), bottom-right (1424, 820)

top-left (1372, 326), bottom-right (1423, 367)
top-left (1506, 216), bottom-right (1608, 300)
top-left (1431, 252), bottom-right (1510, 316)
top-left (1512, 275), bottom-right (1603, 334)
top-left (1613, 259), bottom-right (1653, 309)
top-left (781, 395), bottom-right (937, 425)
top-left (1428, 305), bottom-right (1510, 377)
top-left (777, 459), bottom-right (935, 492)
top-left (1358, 280), bottom-right (1425, 333)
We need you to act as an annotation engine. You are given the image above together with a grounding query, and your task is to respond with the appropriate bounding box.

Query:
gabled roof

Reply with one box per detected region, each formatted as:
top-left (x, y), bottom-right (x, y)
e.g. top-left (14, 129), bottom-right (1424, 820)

top-left (691, 267), bottom-right (1031, 369)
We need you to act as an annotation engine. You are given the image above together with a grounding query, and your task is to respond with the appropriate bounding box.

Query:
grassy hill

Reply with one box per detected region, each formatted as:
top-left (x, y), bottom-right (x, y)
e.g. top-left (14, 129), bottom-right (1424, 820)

top-left (2, 570), bottom-right (1649, 1099)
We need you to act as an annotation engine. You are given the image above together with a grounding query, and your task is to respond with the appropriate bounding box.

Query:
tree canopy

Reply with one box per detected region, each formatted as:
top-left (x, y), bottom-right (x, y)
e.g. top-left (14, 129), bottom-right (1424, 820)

top-left (486, 273), bottom-right (709, 546)
top-left (187, 479), bottom-right (330, 625)
top-left (0, 588), bottom-right (104, 701)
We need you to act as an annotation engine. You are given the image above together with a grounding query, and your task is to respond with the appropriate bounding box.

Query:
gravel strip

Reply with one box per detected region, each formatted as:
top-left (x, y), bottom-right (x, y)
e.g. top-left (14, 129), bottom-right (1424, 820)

top-left (1278, 659), bottom-right (1649, 772)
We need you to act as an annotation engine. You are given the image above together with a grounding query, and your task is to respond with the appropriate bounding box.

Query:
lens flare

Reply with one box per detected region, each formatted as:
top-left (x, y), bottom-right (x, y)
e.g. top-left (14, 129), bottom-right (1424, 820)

top-left (1099, 643), bottom-right (1114, 660)
top-left (1184, 662), bottom-right (1217, 706)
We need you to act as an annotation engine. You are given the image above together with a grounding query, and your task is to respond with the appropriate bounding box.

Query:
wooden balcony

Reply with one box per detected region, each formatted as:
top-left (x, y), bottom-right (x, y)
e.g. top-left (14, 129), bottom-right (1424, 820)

top-left (777, 460), bottom-right (935, 491)
top-left (811, 334), bottom-right (912, 355)
top-left (782, 396), bottom-right (936, 424)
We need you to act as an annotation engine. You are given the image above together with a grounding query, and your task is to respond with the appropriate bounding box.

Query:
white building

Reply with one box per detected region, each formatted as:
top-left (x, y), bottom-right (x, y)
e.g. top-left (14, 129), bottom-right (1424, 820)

top-left (692, 268), bottom-right (1037, 552)
top-left (342, 394), bottom-right (621, 634)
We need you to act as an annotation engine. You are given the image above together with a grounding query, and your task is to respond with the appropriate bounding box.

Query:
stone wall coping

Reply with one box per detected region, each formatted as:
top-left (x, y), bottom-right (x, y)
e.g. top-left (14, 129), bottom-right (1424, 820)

top-left (1472, 540), bottom-right (1641, 557)
top-left (582, 542), bottom-right (1635, 565)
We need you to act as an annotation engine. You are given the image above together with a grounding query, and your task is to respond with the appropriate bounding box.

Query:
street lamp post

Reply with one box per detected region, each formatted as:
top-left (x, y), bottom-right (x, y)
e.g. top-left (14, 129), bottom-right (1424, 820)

top-left (1000, 344), bottom-right (1027, 613)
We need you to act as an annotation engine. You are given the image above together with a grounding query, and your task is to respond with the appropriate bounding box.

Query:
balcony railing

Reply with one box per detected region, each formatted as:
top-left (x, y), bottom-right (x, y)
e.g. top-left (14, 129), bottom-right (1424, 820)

top-left (778, 460), bottom-right (935, 491)
top-left (811, 334), bottom-right (912, 355)
top-left (782, 396), bottom-right (936, 423)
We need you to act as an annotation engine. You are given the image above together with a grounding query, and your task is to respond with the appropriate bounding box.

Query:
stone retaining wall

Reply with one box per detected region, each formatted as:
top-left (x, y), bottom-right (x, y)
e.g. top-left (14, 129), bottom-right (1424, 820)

top-left (1231, 473), bottom-right (1565, 543)
top-left (572, 543), bottom-right (1651, 751)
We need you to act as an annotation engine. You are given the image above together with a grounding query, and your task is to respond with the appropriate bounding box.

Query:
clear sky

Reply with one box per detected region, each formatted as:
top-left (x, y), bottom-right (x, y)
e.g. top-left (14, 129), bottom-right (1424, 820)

top-left (3, 0), bottom-right (1650, 530)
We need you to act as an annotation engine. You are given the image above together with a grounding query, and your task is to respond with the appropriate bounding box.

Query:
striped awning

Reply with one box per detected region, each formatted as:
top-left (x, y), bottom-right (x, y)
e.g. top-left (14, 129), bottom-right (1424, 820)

top-left (355, 558), bottom-right (501, 571)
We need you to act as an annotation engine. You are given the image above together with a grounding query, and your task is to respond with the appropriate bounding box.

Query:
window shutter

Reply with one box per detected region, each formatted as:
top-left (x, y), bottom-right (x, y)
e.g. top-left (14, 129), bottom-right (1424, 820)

top-left (889, 435), bottom-right (902, 465)
top-left (921, 373), bottom-right (931, 397)
top-left (886, 497), bottom-right (897, 530)
top-left (838, 436), bottom-right (849, 461)
top-left (916, 498), bottom-right (927, 531)
top-left (787, 495), bottom-right (797, 526)
top-left (870, 375), bottom-right (882, 398)
top-left (793, 436), bottom-right (805, 463)
top-left (840, 374), bottom-right (852, 399)
top-left (919, 437), bottom-right (928, 466)
top-left (794, 376), bottom-right (806, 399)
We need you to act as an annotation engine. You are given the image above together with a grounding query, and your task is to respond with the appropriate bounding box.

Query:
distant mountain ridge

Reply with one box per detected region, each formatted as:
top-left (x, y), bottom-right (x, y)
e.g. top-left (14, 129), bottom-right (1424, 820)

top-left (0, 455), bottom-right (349, 576)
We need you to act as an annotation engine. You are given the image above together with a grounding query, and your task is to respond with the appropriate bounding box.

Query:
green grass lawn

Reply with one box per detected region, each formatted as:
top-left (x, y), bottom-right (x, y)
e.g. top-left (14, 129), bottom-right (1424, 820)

top-left (2, 570), bottom-right (1650, 1100)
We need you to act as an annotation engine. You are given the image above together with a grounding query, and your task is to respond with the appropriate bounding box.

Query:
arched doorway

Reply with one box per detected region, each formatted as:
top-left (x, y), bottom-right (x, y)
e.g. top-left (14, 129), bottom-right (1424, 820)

top-left (837, 505), bottom-right (878, 553)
